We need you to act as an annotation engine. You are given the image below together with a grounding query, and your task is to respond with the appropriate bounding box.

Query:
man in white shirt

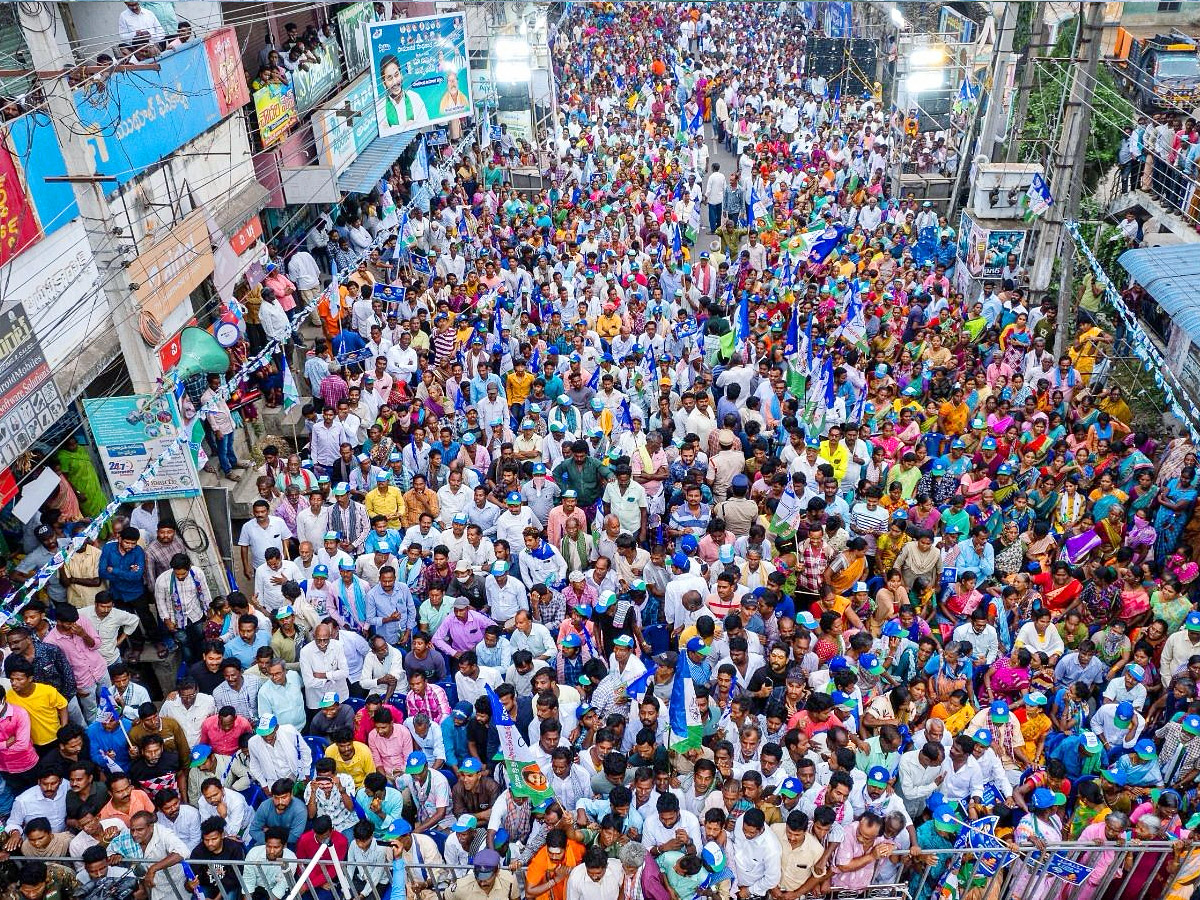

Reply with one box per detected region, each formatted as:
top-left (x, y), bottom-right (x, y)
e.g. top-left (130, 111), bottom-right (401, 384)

top-left (118, 1), bottom-right (165, 45)
top-left (642, 794), bottom-right (703, 856)
top-left (80, 595), bottom-right (141, 666)
top-left (158, 681), bottom-right (215, 747)
top-left (253, 549), bottom-right (302, 614)
top-left (566, 847), bottom-right (623, 900)
top-left (298, 623), bottom-right (350, 708)
top-left (704, 163), bottom-right (727, 232)
top-left (246, 717), bottom-right (312, 789)
top-left (728, 807), bottom-right (782, 898)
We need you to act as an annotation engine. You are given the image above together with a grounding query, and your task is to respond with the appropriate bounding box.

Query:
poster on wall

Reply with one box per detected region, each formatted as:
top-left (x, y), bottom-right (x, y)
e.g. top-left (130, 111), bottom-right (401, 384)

top-left (84, 394), bottom-right (200, 500)
top-left (338, 2), bottom-right (377, 76)
top-left (959, 213), bottom-right (989, 279)
top-left (366, 14), bottom-right (472, 136)
top-left (983, 229), bottom-right (1027, 279)
top-left (253, 81), bottom-right (298, 148)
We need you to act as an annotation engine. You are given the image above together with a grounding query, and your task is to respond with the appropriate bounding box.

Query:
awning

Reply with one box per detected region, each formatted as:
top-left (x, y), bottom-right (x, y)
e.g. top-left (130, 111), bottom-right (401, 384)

top-left (1119, 244), bottom-right (1200, 344)
top-left (336, 130), bottom-right (419, 195)
top-left (214, 181), bottom-right (270, 236)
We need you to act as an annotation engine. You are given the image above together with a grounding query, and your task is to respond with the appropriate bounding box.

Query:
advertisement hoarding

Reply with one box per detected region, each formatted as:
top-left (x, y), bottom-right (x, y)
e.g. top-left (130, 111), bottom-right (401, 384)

top-left (0, 304), bottom-right (67, 472)
top-left (293, 39), bottom-right (343, 114)
top-left (366, 14), bottom-right (472, 136)
top-left (338, 2), bottom-right (376, 76)
top-left (84, 394), bottom-right (201, 500)
top-left (253, 82), bottom-right (298, 148)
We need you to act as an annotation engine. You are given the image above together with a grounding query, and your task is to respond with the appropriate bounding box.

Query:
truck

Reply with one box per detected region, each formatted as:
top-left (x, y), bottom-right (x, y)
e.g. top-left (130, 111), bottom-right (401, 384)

top-left (1112, 29), bottom-right (1200, 112)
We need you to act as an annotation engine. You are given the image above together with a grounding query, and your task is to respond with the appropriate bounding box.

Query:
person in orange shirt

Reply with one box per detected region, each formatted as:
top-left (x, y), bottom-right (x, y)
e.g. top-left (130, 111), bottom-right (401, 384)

top-left (939, 388), bottom-right (971, 436)
top-left (525, 830), bottom-right (585, 900)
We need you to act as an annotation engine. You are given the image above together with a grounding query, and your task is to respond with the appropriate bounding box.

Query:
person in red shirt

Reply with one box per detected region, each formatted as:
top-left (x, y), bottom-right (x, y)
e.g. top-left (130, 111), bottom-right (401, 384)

top-left (295, 815), bottom-right (349, 900)
top-left (197, 708), bottom-right (253, 757)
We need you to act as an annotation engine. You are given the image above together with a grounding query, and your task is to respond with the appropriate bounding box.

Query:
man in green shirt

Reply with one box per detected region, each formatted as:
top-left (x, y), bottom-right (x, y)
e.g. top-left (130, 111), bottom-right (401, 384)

top-left (553, 441), bottom-right (608, 508)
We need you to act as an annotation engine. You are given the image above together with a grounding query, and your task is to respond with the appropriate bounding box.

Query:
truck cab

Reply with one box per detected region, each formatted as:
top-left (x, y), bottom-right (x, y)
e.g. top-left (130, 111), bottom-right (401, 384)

top-left (1114, 29), bottom-right (1200, 111)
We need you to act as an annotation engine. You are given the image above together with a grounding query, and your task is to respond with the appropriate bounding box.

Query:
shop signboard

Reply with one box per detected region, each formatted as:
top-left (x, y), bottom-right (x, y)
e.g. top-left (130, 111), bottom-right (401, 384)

top-left (84, 394), bottom-right (200, 500)
top-left (312, 74), bottom-right (379, 175)
top-left (72, 38), bottom-right (225, 190)
top-left (0, 304), bottom-right (67, 472)
top-left (127, 209), bottom-right (214, 328)
top-left (366, 14), bottom-right (472, 136)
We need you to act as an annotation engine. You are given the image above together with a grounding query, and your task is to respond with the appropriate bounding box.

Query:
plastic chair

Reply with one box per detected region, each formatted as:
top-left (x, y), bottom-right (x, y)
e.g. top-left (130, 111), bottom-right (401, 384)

top-left (392, 694), bottom-right (408, 717)
top-left (438, 680), bottom-right (459, 707)
top-left (344, 695), bottom-right (367, 711)
top-left (305, 735), bottom-right (330, 759)
top-left (643, 624), bottom-right (670, 655)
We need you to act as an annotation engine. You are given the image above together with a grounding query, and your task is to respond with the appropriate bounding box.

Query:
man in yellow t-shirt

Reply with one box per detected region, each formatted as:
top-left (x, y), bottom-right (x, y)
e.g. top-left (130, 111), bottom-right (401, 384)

top-left (365, 474), bottom-right (406, 529)
top-left (505, 358), bottom-right (534, 406)
top-left (7, 664), bottom-right (68, 749)
top-left (325, 737), bottom-right (377, 791)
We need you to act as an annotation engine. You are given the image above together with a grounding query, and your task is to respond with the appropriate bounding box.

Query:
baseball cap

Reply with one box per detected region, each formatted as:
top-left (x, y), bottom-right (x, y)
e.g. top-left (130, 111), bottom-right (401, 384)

top-left (1126, 663), bottom-right (1146, 681)
top-left (323, 530), bottom-right (340, 542)
top-left (680, 535), bottom-right (699, 554)
top-left (313, 564), bottom-right (329, 577)
top-left (1114, 701), bottom-right (1135, 727)
top-left (972, 728), bottom-right (993, 747)
top-left (671, 552), bottom-right (690, 569)
top-left (866, 766), bottom-right (890, 788)
top-left (931, 461), bottom-right (947, 475)
top-left (1081, 732), bottom-right (1103, 754)
top-left (562, 633), bottom-right (582, 649)
top-left (450, 814), bottom-right (478, 832)
top-left (490, 560), bottom-right (509, 576)
top-left (981, 437), bottom-right (997, 451)
top-left (458, 756), bottom-right (483, 773)
top-left (319, 692), bottom-right (340, 709)
top-left (686, 637), bottom-right (710, 656)
top-left (1030, 787), bottom-right (1066, 810)
top-left (332, 482), bottom-right (349, 496)
top-left (932, 805), bottom-right (962, 834)
top-left (338, 559), bottom-right (355, 571)
top-left (860, 653), bottom-right (884, 675)
top-left (190, 745), bottom-right (213, 767)
top-left (472, 849), bottom-right (502, 873)
top-left (989, 700), bottom-right (1010, 723)
top-left (613, 634), bottom-right (635, 648)
top-left (405, 751), bottom-right (428, 774)
top-left (778, 777), bottom-right (802, 798)
top-left (255, 715), bottom-right (278, 736)
top-left (505, 491), bottom-right (522, 505)
top-left (453, 512), bottom-right (469, 524)
top-left (1135, 738), bottom-right (1158, 759)
top-left (1025, 691), bottom-right (1048, 707)
top-left (1184, 714), bottom-right (1200, 737)
top-left (882, 621), bottom-right (904, 638)
top-left (453, 596), bottom-right (470, 609)
top-left (1187, 611), bottom-right (1200, 632)
top-left (796, 611), bottom-right (818, 630)
top-left (275, 605), bottom-right (295, 620)
top-left (452, 703), bottom-right (474, 722)
top-left (383, 819), bottom-right (413, 839)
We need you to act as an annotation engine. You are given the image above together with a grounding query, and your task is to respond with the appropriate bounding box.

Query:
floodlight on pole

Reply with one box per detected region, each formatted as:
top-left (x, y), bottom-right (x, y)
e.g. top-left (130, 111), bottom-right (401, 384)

top-left (907, 47), bottom-right (947, 69)
top-left (906, 70), bottom-right (947, 93)
top-left (890, 8), bottom-right (907, 29)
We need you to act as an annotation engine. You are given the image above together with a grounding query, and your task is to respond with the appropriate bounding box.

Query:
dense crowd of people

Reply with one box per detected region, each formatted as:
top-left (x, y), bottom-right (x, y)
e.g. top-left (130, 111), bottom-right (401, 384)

top-left (3, 3), bottom-right (1200, 900)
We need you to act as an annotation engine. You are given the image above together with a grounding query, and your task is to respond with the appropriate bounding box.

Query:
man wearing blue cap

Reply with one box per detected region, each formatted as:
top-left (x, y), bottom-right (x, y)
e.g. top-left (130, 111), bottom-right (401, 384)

top-left (1092, 697), bottom-right (1145, 762)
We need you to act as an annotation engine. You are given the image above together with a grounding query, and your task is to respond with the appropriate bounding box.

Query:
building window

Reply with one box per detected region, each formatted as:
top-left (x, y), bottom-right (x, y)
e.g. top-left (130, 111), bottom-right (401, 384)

top-left (1159, 2), bottom-right (1182, 11)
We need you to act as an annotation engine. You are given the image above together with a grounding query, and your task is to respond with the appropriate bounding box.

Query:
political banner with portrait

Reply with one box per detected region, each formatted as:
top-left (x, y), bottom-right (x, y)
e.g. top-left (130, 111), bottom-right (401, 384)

top-left (366, 14), bottom-right (472, 136)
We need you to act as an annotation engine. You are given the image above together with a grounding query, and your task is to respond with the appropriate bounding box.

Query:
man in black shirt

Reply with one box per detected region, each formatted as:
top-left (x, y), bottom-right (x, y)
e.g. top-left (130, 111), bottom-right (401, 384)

top-left (189, 817), bottom-right (247, 900)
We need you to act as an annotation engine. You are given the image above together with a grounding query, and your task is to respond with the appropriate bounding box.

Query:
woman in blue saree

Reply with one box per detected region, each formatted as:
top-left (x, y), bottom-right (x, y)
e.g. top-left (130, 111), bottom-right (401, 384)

top-left (1155, 465), bottom-right (1198, 567)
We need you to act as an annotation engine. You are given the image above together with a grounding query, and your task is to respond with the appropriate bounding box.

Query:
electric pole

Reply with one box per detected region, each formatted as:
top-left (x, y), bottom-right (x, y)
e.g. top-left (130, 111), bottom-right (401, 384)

top-left (1006, 2), bottom-right (1048, 164)
top-left (18, 5), bottom-right (227, 589)
top-left (1025, 2), bottom-right (1104, 355)
top-left (977, 1), bottom-right (1019, 163)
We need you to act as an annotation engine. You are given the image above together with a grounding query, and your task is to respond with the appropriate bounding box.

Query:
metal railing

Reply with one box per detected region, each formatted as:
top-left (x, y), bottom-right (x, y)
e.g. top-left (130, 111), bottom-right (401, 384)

top-left (26, 839), bottom-right (1179, 900)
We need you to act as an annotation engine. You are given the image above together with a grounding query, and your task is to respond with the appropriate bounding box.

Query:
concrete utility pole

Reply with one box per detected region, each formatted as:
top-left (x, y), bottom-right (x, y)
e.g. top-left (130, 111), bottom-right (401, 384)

top-left (1026, 1), bottom-right (1105, 356)
top-left (19, 5), bottom-right (226, 587)
top-left (1005, 2), bottom-right (1048, 164)
top-left (977, 1), bottom-right (1019, 163)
